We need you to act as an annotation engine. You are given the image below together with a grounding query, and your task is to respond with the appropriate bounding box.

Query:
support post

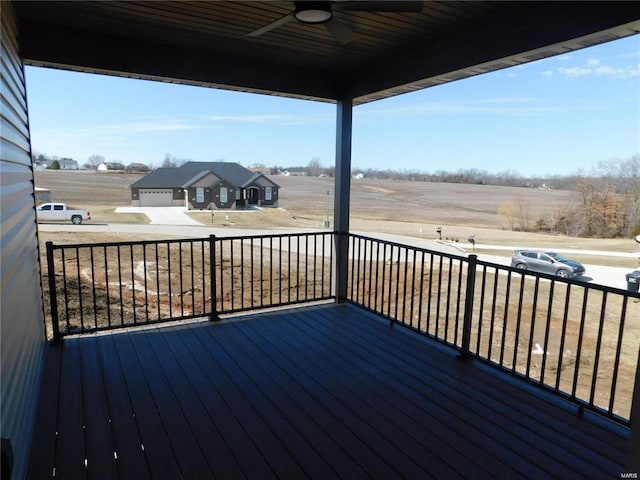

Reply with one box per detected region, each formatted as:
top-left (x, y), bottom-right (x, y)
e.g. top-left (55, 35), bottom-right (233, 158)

top-left (333, 97), bottom-right (353, 304)
top-left (458, 254), bottom-right (477, 362)
top-left (46, 241), bottom-right (62, 343)
top-left (209, 234), bottom-right (219, 321)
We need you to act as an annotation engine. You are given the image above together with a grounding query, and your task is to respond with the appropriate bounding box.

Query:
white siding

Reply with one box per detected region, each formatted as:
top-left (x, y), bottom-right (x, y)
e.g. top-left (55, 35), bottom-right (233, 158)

top-left (0, 4), bottom-right (46, 478)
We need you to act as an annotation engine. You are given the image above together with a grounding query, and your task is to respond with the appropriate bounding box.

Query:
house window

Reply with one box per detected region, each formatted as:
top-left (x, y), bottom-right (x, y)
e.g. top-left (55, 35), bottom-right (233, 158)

top-left (265, 187), bottom-right (272, 201)
top-left (196, 187), bottom-right (204, 203)
top-left (236, 189), bottom-right (241, 200)
top-left (220, 187), bottom-right (228, 203)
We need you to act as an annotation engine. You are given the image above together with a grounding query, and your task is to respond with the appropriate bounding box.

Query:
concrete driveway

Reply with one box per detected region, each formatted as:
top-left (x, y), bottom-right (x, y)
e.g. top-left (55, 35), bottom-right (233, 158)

top-left (115, 206), bottom-right (202, 225)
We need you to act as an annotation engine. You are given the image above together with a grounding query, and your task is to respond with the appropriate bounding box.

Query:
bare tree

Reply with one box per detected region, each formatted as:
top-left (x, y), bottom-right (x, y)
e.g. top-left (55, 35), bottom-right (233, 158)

top-left (87, 154), bottom-right (105, 170)
top-left (162, 153), bottom-right (189, 168)
top-left (307, 157), bottom-right (322, 177)
top-left (498, 202), bottom-right (516, 231)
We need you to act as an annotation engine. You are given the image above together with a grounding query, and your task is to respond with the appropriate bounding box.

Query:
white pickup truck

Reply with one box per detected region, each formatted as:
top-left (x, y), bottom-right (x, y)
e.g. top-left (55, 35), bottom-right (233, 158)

top-left (36, 203), bottom-right (91, 225)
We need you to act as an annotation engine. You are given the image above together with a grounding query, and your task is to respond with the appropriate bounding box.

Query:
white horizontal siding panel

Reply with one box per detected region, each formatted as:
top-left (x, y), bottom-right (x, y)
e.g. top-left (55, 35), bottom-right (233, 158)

top-left (0, 3), bottom-right (45, 479)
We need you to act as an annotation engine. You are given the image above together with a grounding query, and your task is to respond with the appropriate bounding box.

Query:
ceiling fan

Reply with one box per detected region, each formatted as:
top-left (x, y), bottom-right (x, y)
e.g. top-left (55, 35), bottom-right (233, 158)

top-left (246, 1), bottom-right (424, 44)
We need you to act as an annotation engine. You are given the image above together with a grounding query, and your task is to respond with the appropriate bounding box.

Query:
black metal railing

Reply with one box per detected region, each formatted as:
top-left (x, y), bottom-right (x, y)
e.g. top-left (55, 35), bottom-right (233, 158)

top-left (44, 232), bottom-right (333, 341)
top-left (347, 233), bottom-right (640, 425)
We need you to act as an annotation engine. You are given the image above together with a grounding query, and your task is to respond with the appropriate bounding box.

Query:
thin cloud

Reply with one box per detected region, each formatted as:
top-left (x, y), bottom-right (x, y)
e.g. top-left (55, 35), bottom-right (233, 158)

top-left (558, 66), bottom-right (591, 77)
top-left (203, 112), bottom-right (333, 125)
top-left (551, 59), bottom-right (639, 79)
top-left (359, 97), bottom-right (565, 118)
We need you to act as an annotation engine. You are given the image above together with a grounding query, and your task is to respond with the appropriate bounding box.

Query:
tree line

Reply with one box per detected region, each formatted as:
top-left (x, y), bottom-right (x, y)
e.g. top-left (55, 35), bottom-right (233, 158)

top-left (34, 150), bottom-right (639, 238)
top-left (496, 156), bottom-right (639, 238)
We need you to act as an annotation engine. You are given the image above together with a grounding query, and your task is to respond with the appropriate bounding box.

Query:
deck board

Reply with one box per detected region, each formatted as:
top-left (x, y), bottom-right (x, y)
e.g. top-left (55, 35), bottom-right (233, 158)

top-left (28, 303), bottom-right (630, 479)
top-left (96, 334), bottom-right (151, 479)
top-left (79, 337), bottom-right (118, 479)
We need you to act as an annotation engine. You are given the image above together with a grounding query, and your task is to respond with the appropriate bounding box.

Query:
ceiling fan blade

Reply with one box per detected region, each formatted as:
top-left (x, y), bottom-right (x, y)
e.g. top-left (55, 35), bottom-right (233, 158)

top-left (247, 12), bottom-right (295, 37)
top-left (335, 1), bottom-right (424, 13)
top-left (325, 18), bottom-right (356, 44)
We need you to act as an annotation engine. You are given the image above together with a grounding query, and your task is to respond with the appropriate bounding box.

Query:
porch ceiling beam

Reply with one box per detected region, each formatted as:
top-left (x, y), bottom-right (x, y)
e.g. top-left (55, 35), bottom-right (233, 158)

top-left (18, 22), bottom-right (344, 103)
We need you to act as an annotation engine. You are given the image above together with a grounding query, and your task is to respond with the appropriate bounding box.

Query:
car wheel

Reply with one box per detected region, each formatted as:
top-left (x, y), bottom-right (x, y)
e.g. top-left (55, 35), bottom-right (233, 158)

top-left (71, 216), bottom-right (82, 225)
top-left (515, 263), bottom-right (527, 270)
top-left (556, 269), bottom-right (570, 278)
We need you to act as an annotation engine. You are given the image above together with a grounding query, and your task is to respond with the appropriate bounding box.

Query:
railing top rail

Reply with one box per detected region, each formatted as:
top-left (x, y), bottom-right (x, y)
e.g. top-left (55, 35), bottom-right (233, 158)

top-left (217, 230), bottom-right (335, 242)
top-left (45, 236), bottom-right (213, 250)
top-left (348, 232), bottom-right (469, 262)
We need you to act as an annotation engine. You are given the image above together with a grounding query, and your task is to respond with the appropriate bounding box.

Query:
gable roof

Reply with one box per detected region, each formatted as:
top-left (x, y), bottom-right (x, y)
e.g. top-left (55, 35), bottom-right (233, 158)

top-left (130, 162), bottom-right (279, 189)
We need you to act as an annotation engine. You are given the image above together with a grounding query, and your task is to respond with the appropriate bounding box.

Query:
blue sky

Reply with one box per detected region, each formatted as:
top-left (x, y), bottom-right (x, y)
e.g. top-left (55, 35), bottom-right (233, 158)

top-left (25, 34), bottom-right (639, 177)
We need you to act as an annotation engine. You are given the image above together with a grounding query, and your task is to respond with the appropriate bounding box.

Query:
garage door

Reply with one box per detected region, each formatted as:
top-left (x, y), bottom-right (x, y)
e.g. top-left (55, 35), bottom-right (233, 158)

top-left (139, 189), bottom-right (173, 206)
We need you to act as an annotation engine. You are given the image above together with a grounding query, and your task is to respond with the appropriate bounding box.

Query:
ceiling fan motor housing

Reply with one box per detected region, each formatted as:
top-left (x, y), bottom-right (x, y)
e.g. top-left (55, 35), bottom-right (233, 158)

top-left (294, 1), bottom-right (333, 24)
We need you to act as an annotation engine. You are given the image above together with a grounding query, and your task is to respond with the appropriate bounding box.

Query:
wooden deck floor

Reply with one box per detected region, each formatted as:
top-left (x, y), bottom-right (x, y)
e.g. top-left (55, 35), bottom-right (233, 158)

top-left (28, 303), bottom-right (629, 479)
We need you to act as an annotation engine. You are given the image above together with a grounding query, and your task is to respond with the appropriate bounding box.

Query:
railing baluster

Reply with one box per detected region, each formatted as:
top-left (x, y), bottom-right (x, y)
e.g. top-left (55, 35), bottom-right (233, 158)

top-left (417, 251), bottom-right (425, 332)
top-left (487, 269), bottom-right (499, 362)
top-left (556, 284), bottom-right (572, 392)
top-left (209, 235), bottom-right (217, 320)
top-left (89, 246), bottom-right (96, 330)
top-left (512, 274), bottom-right (526, 372)
top-left (104, 245), bottom-right (111, 329)
top-left (589, 292), bottom-right (608, 405)
top-left (155, 243), bottom-right (161, 321)
top-left (261, 237), bottom-right (265, 307)
top-left (166, 242), bottom-right (171, 320)
top-left (540, 280), bottom-right (555, 386)
top-left (525, 277), bottom-right (541, 379)
top-left (143, 244), bottom-right (150, 322)
top-left (279, 236), bottom-right (284, 304)
top-left (499, 272), bottom-right (512, 367)
top-left (250, 238), bottom-right (258, 307)
top-left (426, 253), bottom-right (434, 335)
top-left (230, 239), bottom-right (235, 310)
top-left (389, 246), bottom-right (400, 321)
top-left (572, 289), bottom-right (590, 401)
top-left (609, 295), bottom-right (629, 414)
top-left (459, 254), bottom-right (476, 361)
top-left (444, 257), bottom-right (452, 342)
top-left (72, 248), bottom-right (84, 330)
top-left (302, 234), bottom-right (307, 301)
top-left (374, 241), bottom-right (380, 311)
top-left (473, 265), bottom-right (487, 354)
top-left (179, 241), bottom-right (185, 317)
top-left (190, 241), bottom-right (195, 314)
top-left (241, 238), bottom-right (246, 309)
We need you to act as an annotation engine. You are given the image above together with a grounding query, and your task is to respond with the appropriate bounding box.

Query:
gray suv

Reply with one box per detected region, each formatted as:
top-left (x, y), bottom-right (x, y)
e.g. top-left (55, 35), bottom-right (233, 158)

top-left (510, 250), bottom-right (585, 279)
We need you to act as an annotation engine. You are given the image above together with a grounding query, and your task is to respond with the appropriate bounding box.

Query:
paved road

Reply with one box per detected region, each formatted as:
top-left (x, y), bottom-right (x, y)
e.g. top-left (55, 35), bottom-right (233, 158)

top-left (38, 207), bottom-right (639, 292)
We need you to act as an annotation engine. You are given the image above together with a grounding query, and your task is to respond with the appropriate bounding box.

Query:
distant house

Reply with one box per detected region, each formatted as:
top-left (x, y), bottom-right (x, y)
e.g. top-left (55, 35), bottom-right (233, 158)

top-left (47, 158), bottom-right (78, 170)
top-left (126, 162), bottom-right (150, 173)
top-left (129, 161), bottom-right (280, 209)
top-left (98, 162), bottom-right (126, 172)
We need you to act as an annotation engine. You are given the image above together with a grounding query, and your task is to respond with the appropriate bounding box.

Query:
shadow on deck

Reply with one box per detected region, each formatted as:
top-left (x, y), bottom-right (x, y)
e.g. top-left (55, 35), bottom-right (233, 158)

top-left (28, 303), bottom-right (629, 479)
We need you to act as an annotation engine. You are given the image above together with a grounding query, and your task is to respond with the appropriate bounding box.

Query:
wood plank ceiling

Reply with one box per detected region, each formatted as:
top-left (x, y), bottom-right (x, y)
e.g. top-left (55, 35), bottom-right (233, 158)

top-left (12, 1), bottom-right (640, 105)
